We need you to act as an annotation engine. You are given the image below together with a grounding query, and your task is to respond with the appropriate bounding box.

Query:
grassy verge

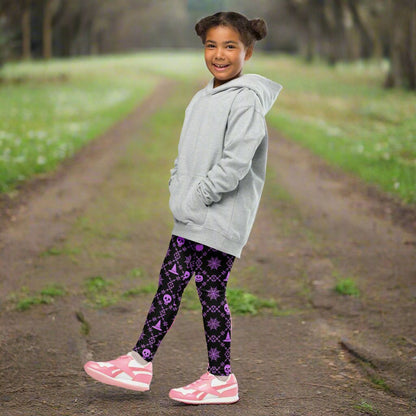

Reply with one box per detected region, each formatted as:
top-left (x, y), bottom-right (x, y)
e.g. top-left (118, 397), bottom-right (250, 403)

top-left (247, 55), bottom-right (416, 204)
top-left (2, 52), bottom-right (415, 204)
top-left (0, 55), bottom-right (159, 192)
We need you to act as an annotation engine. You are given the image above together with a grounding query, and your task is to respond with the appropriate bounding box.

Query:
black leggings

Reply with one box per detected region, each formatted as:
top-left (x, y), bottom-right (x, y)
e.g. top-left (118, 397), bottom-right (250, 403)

top-left (133, 235), bottom-right (235, 376)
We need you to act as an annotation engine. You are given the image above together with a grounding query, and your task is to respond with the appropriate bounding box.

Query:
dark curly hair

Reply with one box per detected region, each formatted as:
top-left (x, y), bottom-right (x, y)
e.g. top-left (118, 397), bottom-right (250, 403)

top-left (195, 11), bottom-right (267, 48)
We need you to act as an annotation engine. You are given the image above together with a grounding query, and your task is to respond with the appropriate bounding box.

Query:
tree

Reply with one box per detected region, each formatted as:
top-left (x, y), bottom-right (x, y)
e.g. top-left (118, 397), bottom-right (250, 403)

top-left (22, 0), bottom-right (31, 59)
top-left (42, 0), bottom-right (53, 59)
top-left (385, 0), bottom-right (416, 89)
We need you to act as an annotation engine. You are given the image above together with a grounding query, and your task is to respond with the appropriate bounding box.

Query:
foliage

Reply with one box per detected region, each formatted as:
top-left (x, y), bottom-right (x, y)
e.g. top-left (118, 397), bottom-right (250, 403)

top-left (1, 52), bottom-right (414, 206)
top-left (12, 283), bottom-right (66, 311)
top-left (354, 400), bottom-right (382, 415)
top-left (83, 276), bottom-right (117, 308)
top-left (254, 55), bottom-right (416, 203)
top-left (121, 283), bottom-right (157, 298)
top-left (334, 278), bottom-right (360, 297)
top-left (0, 56), bottom-right (156, 192)
top-left (40, 283), bottom-right (66, 297)
top-left (227, 288), bottom-right (278, 315)
top-left (0, 18), bottom-right (9, 68)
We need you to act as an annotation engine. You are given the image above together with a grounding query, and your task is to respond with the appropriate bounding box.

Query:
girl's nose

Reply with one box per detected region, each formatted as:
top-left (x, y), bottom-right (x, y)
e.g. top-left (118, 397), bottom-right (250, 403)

top-left (215, 47), bottom-right (225, 59)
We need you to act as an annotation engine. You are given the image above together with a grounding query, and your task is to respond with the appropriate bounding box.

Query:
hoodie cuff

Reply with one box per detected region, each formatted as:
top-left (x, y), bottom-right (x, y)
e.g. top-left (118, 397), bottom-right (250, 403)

top-left (197, 182), bottom-right (214, 206)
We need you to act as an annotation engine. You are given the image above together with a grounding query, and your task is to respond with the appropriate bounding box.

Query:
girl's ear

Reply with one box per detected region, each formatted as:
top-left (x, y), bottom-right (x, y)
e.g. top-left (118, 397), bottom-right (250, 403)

top-left (245, 46), bottom-right (254, 61)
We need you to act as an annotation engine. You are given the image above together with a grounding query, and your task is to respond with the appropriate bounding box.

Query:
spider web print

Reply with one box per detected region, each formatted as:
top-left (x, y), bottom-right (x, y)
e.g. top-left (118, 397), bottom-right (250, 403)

top-left (207, 257), bottom-right (222, 270)
top-left (208, 348), bottom-right (221, 361)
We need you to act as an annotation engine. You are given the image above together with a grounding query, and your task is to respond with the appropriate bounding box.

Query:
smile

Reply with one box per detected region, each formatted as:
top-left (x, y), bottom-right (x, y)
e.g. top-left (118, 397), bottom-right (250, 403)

top-left (213, 63), bottom-right (230, 70)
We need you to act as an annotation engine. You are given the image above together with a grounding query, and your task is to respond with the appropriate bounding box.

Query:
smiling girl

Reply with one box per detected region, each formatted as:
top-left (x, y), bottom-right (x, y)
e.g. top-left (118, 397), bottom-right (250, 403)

top-left (84, 11), bottom-right (282, 405)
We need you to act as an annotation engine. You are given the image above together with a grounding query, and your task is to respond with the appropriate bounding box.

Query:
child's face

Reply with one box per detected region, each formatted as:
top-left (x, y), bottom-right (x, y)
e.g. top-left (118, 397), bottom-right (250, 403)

top-left (204, 25), bottom-right (253, 88)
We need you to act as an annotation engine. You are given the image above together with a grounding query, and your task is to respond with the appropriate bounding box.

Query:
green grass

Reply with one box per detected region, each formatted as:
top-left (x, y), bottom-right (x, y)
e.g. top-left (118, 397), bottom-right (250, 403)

top-left (180, 284), bottom-right (279, 315)
top-left (334, 277), bottom-right (360, 297)
top-left (40, 283), bottom-right (66, 297)
top-left (354, 400), bottom-right (382, 415)
top-left (83, 275), bottom-right (118, 308)
top-left (11, 283), bottom-right (66, 311)
top-left (227, 288), bottom-right (278, 315)
top-left (370, 375), bottom-right (390, 391)
top-left (121, 283), bottom-right (158, 298)
top-left (1, 52), bottom-right (415, 204)
top-left (249, 55), bottom-right (416, 204)
top-left (0, 55), bottom-right (158, 193)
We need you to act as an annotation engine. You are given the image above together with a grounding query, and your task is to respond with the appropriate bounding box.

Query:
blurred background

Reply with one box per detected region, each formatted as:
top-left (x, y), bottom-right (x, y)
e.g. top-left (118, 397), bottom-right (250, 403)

top-left (0, 0), bottom-right (415, 204)
top-left (0, 0), bottom-right (415, 90)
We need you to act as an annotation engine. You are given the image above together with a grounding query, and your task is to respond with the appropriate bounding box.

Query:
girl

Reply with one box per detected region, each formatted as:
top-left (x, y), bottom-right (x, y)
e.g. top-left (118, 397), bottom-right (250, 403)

top-left (84, 11), bottom-right (282, 405)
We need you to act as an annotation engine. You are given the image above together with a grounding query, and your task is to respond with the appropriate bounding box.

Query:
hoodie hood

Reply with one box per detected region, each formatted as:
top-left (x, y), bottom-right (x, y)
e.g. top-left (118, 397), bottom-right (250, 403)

top-left (205, 74), bottom-right (282, 115)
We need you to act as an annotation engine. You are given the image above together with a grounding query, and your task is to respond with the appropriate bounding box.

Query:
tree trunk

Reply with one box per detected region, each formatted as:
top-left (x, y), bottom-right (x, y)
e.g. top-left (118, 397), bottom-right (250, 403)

top-left (346, 0), bottom-right (374, 59)
top-left (326, 0), bottom-right (349, 63)
top-left (43, 0), bottom-right (53, 59)
top-left (22, 0), bottom-right (31, 60)
top-left (386, 0), bottom-right (416, 89)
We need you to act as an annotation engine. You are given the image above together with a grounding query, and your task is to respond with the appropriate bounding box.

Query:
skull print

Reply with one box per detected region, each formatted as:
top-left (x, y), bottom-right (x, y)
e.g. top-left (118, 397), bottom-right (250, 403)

top-left (142, 349), bottom-right (151, 359)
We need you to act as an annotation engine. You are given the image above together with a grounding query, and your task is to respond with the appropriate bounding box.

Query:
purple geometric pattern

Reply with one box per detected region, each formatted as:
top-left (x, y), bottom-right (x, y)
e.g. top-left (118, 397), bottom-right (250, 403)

top-left (133, 235), bottom-right (235, 376)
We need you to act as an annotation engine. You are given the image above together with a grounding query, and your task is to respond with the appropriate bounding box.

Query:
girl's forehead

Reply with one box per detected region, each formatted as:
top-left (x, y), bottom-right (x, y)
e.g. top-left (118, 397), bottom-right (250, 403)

top-left (205, 25), bottom-right (242, 42)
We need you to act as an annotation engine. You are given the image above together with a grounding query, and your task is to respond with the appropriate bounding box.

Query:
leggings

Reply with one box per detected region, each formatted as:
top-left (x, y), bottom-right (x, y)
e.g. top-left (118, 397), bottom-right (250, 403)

top-left (133, 235), bottom-right (235, 376)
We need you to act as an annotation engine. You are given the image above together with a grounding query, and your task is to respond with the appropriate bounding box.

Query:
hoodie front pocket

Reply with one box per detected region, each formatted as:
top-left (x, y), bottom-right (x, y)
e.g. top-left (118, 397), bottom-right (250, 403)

top-left (169, 176), bottom-right (207, 226)
top-left (184, 184), bottom-right (208, 225)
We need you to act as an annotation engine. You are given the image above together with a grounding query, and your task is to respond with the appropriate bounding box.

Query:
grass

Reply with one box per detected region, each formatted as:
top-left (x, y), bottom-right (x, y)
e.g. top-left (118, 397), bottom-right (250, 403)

top-left (227, 288), bottom-right (278, 315)
top-left (1, 52), bottom-right (415, 204)
top-left (12, 283), bottom-right (66, 311)
top-left (180, 283), bottom-right (279, 315)
top-left (334, 277), bottom-right (360, 297)
top-left (64, 80), bottom-right (190, 249)
top-left (121, 283), bottom-right (158, 298)
top-left (250, 55), bottom-right (416, 204)
top-left (354, 400), bottom-right (382, 415)
top-left (80, 271), bottom-right (279, 314)
top-left (370, 375), bottom-right (390, 391)
top-left (0, 55), bottom-right (158, 193)
top-left (83, 276), bottom-right (118, 308)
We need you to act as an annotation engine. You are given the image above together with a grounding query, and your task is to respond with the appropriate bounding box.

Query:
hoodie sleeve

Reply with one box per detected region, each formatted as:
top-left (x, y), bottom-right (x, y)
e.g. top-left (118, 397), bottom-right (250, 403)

top-left (197, 91), bottom-right (266, 205)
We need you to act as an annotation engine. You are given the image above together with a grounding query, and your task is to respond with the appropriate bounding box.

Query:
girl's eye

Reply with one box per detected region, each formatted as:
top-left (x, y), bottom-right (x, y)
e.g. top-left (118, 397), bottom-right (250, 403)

top-left (206, 44), bottom-right (215, 49)
top-left (226, 45), bottom-right (235, 49)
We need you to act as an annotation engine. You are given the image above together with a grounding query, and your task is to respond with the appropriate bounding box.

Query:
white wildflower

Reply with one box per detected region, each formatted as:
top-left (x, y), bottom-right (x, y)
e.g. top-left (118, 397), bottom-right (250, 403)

top-left (14, 155), bottom-right (26, 163)
top-left (37, 155), bottom-right (46, 165)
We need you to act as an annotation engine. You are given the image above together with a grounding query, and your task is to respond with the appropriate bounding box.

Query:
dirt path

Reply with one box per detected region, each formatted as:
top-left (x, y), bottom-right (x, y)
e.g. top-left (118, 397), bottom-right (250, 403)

top-left (0, 80), bottom-right (415, 416)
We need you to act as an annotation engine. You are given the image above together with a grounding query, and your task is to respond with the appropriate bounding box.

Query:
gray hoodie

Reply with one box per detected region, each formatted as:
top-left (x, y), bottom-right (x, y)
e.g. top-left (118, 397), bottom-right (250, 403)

top-left (169, 74), bottom-right (282, 258)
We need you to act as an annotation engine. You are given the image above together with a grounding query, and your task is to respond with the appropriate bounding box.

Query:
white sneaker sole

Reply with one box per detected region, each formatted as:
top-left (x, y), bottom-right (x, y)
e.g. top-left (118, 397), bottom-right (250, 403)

top-left (169, 394), bottom-right (239, 405)
top-left (84, 366), bottom-right (150, 392)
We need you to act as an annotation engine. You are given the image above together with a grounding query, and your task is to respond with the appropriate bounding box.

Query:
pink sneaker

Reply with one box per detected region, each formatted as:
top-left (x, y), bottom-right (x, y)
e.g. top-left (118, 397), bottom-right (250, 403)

top-left (169, 372), bottom-right (239, 405)
top-left (84, 352), bottom-right (152, 391)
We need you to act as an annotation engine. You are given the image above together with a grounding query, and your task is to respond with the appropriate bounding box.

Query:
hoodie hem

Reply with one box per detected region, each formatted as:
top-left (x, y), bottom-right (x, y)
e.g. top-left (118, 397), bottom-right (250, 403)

top-left (172, 222), bottom-right (243, 258)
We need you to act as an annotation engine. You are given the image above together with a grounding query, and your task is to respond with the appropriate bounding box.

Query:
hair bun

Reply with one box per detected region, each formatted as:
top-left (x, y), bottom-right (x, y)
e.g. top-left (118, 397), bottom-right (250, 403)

top-left (249, 19), bottom-right (267, 41)
top-left (195, 21), bottom-right (204, 38)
